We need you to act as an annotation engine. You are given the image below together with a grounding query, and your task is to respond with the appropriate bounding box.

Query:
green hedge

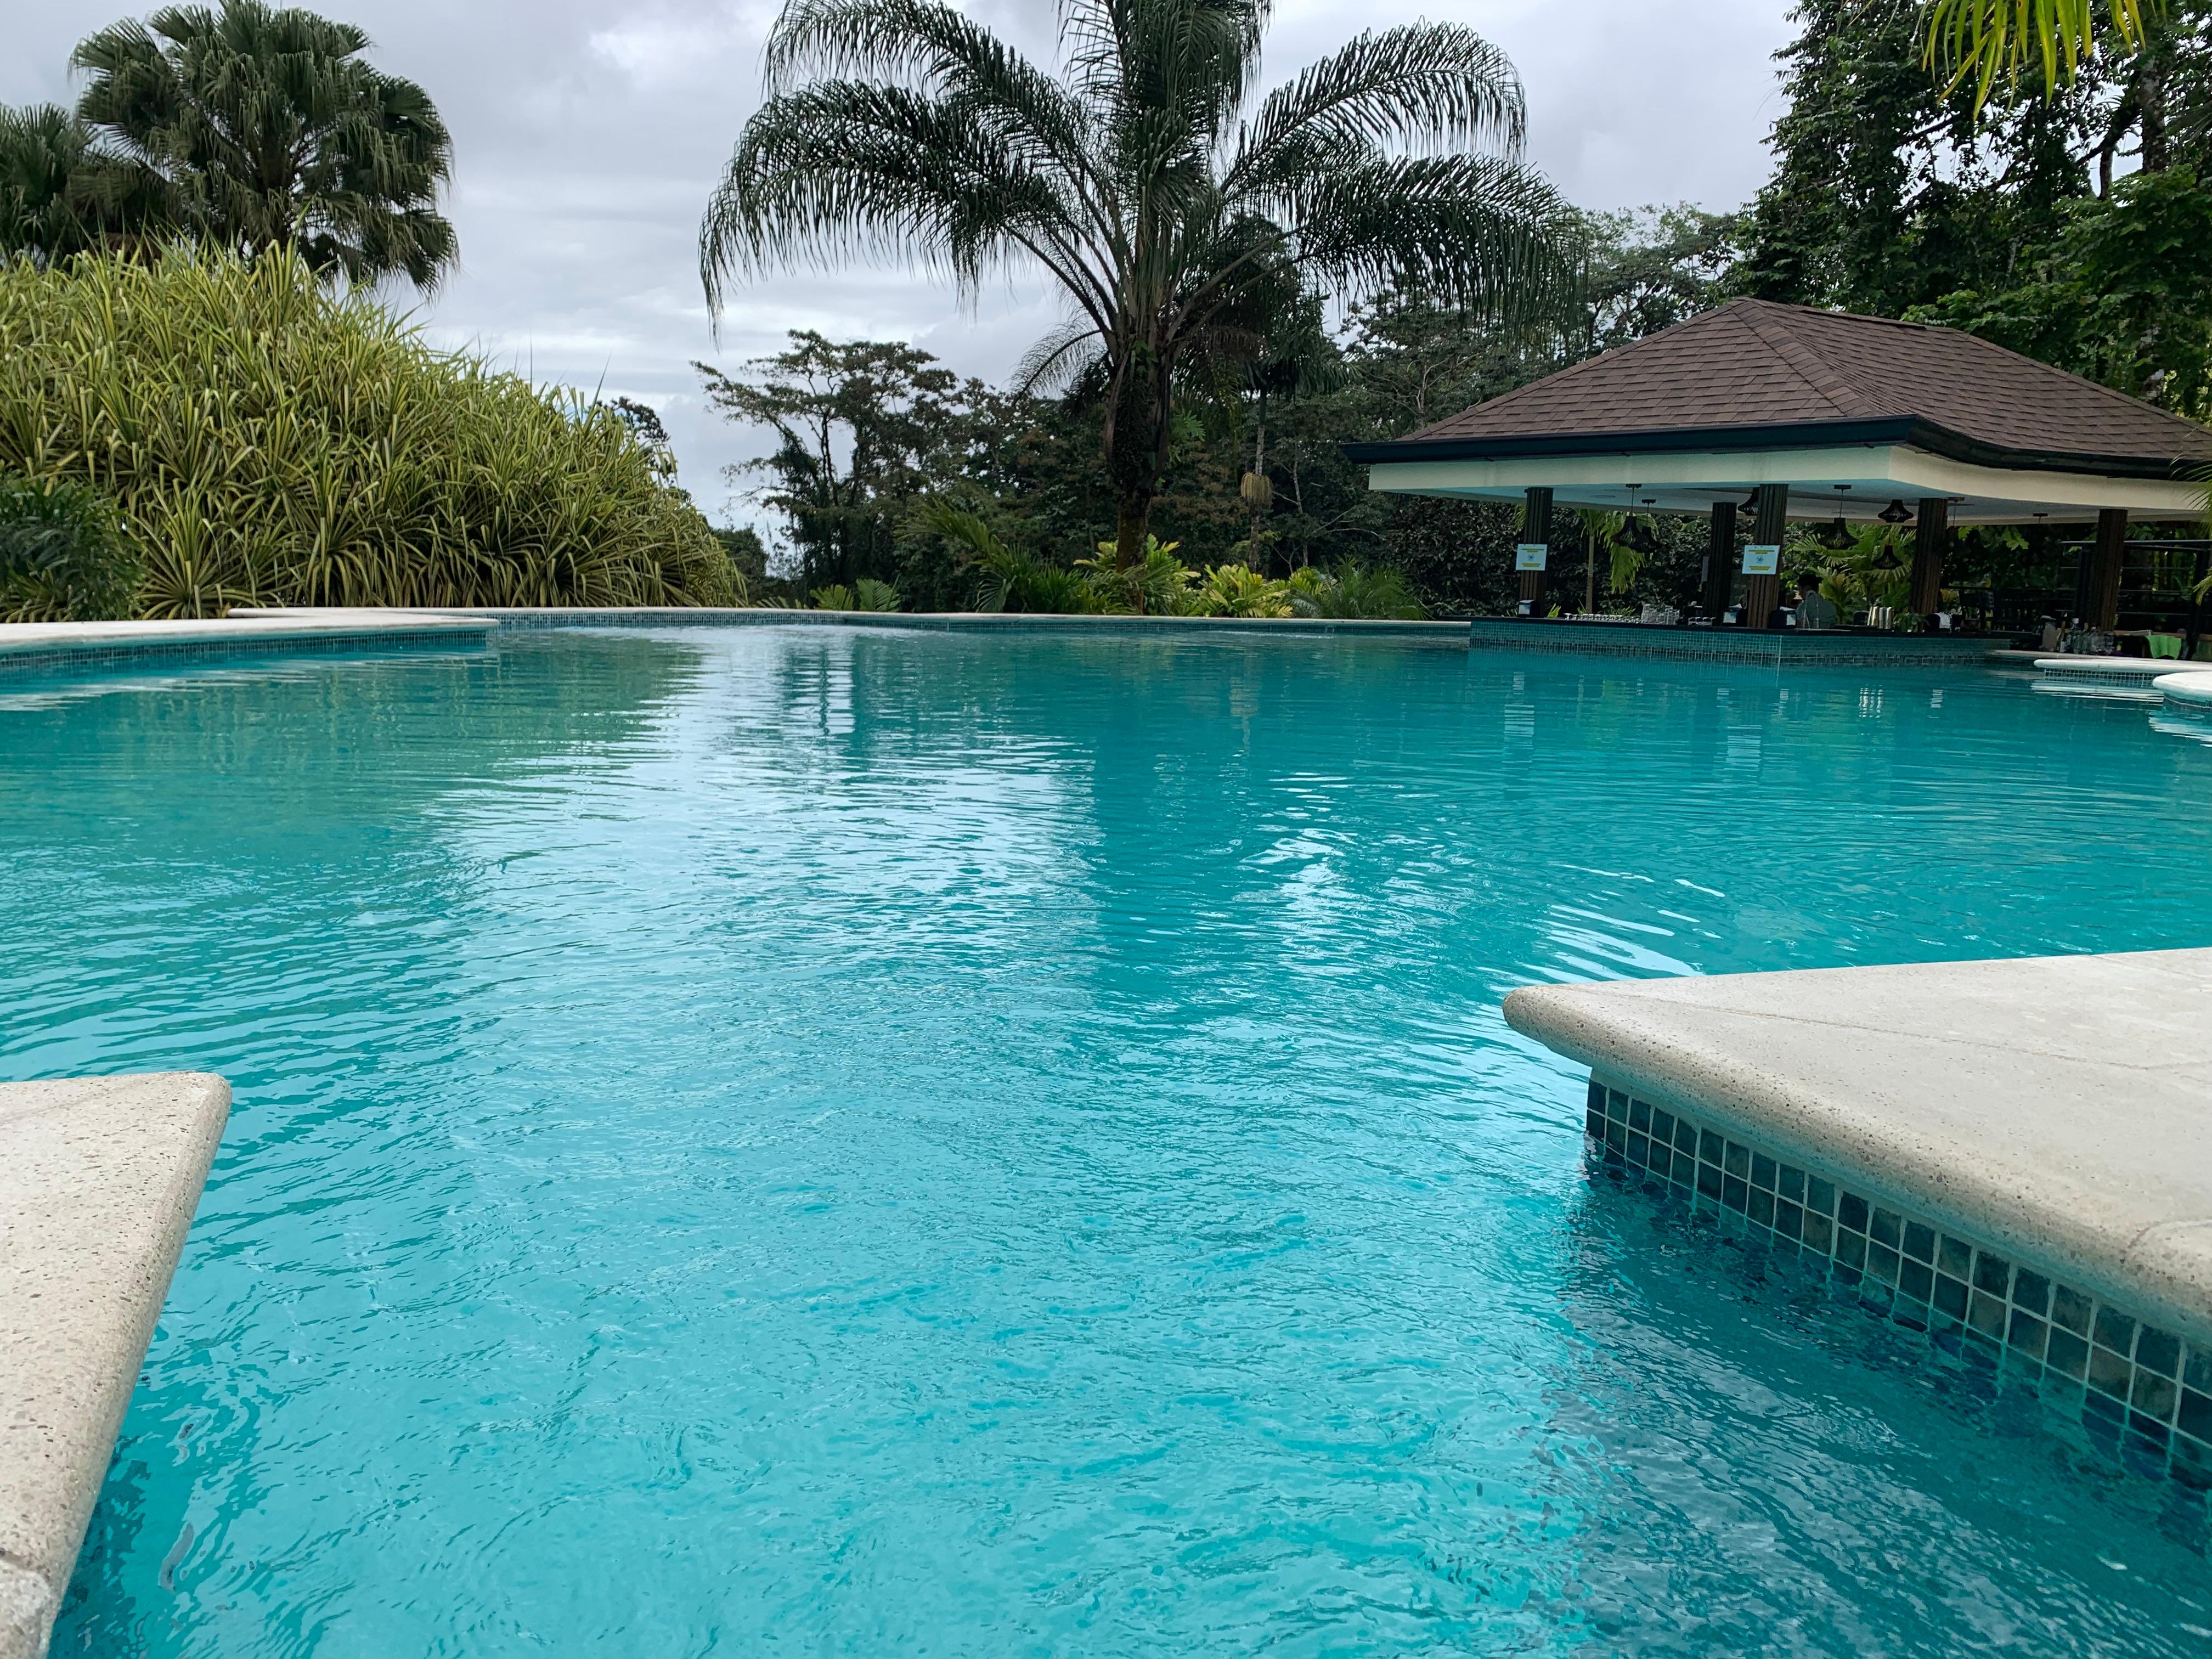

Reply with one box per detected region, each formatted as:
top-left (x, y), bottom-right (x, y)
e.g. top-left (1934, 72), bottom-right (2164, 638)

top-left (0, 474), bottom-right (142, 621)
top-left (0, 250), bottom-right (737, 614)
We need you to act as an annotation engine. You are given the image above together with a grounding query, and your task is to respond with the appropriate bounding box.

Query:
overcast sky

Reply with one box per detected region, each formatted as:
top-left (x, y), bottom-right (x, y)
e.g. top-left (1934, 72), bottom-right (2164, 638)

top-left (2, 0), bottom-right (1798, 525)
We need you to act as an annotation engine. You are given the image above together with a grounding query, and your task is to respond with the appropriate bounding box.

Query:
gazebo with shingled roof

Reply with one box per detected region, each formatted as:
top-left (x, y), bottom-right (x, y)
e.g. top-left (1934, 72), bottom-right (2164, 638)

top-left (1343, 298), bottom-right (2212, 632)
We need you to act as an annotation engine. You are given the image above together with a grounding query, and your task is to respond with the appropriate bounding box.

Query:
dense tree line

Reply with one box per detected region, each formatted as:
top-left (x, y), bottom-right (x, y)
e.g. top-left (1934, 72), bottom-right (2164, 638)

top-left (706, 207), bottom-right (1739, 614)
top-left (706, 0), bottom-right (2212, 616)
top-left (7, 0), bottom-right (2207, 619)
top-left (1739, 0), bottom-right (2212, 417)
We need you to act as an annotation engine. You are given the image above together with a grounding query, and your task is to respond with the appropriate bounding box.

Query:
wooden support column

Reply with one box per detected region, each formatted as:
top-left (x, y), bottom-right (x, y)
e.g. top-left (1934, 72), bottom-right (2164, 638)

top-left (2086, 508), bottom-right (2129, 630)
top-left (1701, 500), bottom-right (1736, 619)
top-left (1908, 496), bottom-right (1949, 617)
top-left (1519, 487), bottom-right (1553, 613)
top-left (1745, 483), bottom-right (1788, 628)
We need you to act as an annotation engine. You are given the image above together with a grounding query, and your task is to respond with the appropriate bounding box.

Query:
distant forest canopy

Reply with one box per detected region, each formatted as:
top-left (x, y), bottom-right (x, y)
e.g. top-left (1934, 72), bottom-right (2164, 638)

top-left (706, 0), bottom-right (2212, 615)
top-left (700, 206), bottom-right (1738, 616)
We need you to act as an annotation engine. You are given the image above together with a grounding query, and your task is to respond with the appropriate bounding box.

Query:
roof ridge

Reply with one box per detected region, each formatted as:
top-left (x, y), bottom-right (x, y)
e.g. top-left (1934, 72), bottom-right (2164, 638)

top-left (1739, 303), bottom-right (1883, 419)
top-left (1748, 298), bottom-right (1937, 334)
top-left (1390, 294), bottom-right (2212, 461)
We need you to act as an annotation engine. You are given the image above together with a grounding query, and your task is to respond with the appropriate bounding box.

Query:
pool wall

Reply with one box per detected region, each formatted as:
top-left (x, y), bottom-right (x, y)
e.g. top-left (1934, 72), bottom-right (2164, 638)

top-left (232, 605), bottom-right (1473, 642)
top-left (1504, 950), bottom-right (2212, 1487)
top-left (1583, 1076), bottom-right (2210, 1486)
top-left (0, 614), bottom-right (496, 679)
top-left (1469, 617), bottom-right (1999, 667)
top-left (0, 1074), bottom-right (230, 1659)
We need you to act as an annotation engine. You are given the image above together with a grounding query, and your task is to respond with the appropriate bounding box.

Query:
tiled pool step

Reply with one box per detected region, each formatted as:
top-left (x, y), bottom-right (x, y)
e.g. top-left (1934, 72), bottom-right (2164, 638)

top-left (1504, 949), bottom-right (2212, 1489)
top-left (2032, 656), bottom-right (2212, 701)
top-left (1584, 1077), bottom-right (2209, 1485)
top-left (2159, 671), bottom-right (2212, 710)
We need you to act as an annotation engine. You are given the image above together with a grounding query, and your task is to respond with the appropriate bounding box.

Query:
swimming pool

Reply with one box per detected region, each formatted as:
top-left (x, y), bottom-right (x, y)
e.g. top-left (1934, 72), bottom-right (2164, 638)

top-left (5, 626), bottom-right (2209, 1656)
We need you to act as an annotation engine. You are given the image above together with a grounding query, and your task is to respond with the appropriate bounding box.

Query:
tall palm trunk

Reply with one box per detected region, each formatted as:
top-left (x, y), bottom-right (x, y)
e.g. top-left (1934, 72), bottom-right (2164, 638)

top-left (1107, 341), bottom-right (1173, 568)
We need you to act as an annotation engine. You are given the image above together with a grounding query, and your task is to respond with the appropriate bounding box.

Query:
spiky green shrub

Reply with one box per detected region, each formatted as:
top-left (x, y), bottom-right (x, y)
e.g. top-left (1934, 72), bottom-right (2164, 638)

top-left (851, 577), bottom-right (900, 611)
top-left (905, 495), bottom-right (1099, 614)
top-left (1077, 538), bottom-right (1194, 616)
top-left (1187, 563), bottom-right (1291, 618)
top-left (811, 578), bottom-right (900, 611)
top-left (1288, 563), bottom-right (1426, 619)
top-left (0, 249), bottom-right (738, 614)
top-left (0, 473), bottom-right (142, 620)
top-left (986, 554), bottom-right (1097, 614)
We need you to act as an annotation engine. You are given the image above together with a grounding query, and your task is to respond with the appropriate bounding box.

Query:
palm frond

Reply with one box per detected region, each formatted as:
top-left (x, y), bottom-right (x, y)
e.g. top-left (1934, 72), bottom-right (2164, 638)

top-left (1012, 315), bottom-right (1107, 397)
top-left (1922, 0), bottom-right (2158, 110)
top-left (1231, 22), bottom-right (1526, 183)
top-left (1277, 154), bottom-right (1575, 318)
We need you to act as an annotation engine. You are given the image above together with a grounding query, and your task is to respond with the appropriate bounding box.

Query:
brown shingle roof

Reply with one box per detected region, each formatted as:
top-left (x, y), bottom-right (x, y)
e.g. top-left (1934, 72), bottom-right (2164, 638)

top-left (1363, 299), bottom-right (2212, 473)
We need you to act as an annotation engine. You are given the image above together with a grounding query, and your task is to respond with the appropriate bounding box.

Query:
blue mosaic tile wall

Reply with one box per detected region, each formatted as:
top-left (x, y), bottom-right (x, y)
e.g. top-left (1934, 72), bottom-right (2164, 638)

top-left (1587, 1075), bottom-right (2211, 1490)
top-left (1470, 619), bottom-right (1996, 668)
top-left (0, 630), bottom-right (486, 680)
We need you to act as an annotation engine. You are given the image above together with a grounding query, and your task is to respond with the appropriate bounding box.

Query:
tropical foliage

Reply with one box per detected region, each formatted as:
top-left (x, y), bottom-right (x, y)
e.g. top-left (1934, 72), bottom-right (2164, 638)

top-left (1737, 0), bottom-right (2212, 419)
top-left (811, 578), bottom-right (901, 611)
top-left (0, 250), bottom-right (736, 616)
top-left (1288, 563), bottom-right (1426, 619)
top-left (701, 0), bottom-right (1575, 566)
top-left (0, 104), bottom-right (171, 267)
top-left (698, 333), bottom-right (981, 598)
top-left (0, 475), bottom-right (143, 622)
top-left (710, 203), bottom-right (1738, 618)
top-left (0, 1), bottom-right (456, 289)
top-left (1925, 0), bottom-right (2162, 110)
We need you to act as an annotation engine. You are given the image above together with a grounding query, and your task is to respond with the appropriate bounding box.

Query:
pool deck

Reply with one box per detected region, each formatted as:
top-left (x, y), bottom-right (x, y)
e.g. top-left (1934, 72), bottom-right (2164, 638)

top-left (1503, 950), bottom-right (2212, 1349)
top-left (0, 613), bottom-right (497, 678)
top-left (0, 1075), bottom-right (230, 1659)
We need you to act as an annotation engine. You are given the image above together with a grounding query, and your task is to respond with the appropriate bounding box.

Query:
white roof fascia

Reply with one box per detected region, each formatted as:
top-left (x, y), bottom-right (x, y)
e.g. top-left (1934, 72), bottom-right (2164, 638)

top-left (1365, 444), bottom-right (2204, 522)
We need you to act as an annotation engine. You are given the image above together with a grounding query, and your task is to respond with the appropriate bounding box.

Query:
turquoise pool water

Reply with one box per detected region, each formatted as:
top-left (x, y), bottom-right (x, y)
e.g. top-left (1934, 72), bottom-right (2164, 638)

top-left (5, 627), bottom-right (2211, 1656)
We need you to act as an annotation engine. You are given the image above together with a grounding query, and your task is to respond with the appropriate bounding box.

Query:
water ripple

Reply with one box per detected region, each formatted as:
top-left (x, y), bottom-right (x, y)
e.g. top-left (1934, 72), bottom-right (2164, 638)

top-left (5, 628), bottom-right (2210, 1657)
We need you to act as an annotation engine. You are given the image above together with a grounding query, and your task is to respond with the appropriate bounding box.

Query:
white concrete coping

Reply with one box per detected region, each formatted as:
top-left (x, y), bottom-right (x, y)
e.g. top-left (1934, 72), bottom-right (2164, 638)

top-left (2158, 671), bottom-right (2212, 709)
top-left (1502, 950), bottom-right (2212, 1348)
top-left (2031, 657), bottom-right (2212, 701)
top-left (2030, 656), bottom-right (2212, 681)
top-left (1, 1075), bottom-right (230, 1659)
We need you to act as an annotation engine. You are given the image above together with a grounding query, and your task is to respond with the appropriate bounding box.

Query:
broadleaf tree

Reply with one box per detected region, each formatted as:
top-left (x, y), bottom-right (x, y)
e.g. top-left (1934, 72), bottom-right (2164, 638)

top-left (697, 331), bottom-right (982, 594)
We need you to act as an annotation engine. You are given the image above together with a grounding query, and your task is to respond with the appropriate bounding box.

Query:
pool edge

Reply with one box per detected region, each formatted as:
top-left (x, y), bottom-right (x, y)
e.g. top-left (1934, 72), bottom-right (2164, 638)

top-left (0, 1074), bottom-right (231, 1659)
top-left (0, 614), bottom-right (497, 680)
top-left (1504, 952), bottom-right (2212, 1487)
top-left (1503, 951), bottom-right (2212, 1347)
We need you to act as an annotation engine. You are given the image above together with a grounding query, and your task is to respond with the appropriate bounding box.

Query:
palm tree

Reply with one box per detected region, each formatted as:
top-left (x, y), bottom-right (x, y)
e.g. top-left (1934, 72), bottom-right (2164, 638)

top-left (0, 104), bottom-right (171, 266)
top-left (71, 0), bottom-right (456, 290)
top-left (1923, 0), bottom-right (2162, 111)
top-left (702, 0), bottom-right (1571, 567)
